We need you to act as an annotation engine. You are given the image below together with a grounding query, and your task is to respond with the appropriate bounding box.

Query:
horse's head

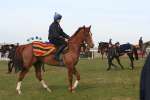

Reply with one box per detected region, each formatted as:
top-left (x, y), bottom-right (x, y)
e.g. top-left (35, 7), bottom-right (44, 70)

top-left (115, 42), bottom-right (120, 47)
top-left (98, 42), bottom-right (109, 52)
top-left (69, 25), bottom-right (94, 48)
top-left (83, 25), bottom-right (94, 48)
top-left (97, 42), bottom-right (101, 53)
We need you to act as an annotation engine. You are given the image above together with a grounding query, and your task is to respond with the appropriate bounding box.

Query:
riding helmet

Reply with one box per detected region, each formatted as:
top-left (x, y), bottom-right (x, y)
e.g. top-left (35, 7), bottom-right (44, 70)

top-left (54, 12), bottom-right (62, 21)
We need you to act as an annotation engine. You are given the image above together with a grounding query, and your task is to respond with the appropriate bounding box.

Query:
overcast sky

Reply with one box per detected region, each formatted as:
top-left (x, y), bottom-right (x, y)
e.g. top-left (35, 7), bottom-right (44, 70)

top-left (0, 0), bottom-right (150, 45)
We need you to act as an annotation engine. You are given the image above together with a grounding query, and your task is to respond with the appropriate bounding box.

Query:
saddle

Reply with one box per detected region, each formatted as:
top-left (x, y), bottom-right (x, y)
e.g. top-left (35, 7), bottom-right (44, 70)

top-left (32, 41), bottom-right (68, 57)
top-left (32, 41), bottom-right (56, 56)
top-left (119, 44), bottom-right (132, 53)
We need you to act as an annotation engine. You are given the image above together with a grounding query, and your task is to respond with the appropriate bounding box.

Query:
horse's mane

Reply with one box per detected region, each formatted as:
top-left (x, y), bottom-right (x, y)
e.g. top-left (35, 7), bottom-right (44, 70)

top-left (70, 27), bottom-right (84, 39)
top-left (99, 42), bottom-right (108, 44)
top-left (98, 42), bottom-right (109, 46)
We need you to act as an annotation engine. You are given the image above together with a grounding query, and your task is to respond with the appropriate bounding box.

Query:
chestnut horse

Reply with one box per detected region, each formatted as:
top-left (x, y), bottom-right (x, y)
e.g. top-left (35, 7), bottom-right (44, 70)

top-left (14, 26), bottom-right (94, 94)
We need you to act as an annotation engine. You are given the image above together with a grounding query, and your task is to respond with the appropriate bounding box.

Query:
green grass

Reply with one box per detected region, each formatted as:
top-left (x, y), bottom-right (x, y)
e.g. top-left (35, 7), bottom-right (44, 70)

top-left (0, 58), bottom-right (145, 100)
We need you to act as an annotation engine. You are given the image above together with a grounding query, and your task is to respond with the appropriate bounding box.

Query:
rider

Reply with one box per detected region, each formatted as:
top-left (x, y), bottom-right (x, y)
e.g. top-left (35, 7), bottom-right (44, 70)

top-left (48, 12), bottom-right (70, 61)
top-left (109, 38), bottom-right (112, 45)
top-left (139, 36), bottom-right (143, 50)
top-left (108, 38), bottom-right (112, 48)
top-left (115, 42), bottom-right (120, 47)
top-left (115, 42), bottom-right (120, 56)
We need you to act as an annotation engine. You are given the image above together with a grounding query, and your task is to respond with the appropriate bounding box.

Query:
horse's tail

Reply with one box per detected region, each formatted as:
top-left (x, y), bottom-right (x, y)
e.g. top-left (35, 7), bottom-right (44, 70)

top-left (13, 45), bottom-right (25, 72)
top-left (133, 46), bottom-right (139, 60)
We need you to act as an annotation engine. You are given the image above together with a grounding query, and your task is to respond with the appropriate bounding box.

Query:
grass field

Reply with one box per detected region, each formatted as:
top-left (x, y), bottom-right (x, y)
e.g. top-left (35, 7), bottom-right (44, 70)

top-left (0, 58), bottom-right (145, 100)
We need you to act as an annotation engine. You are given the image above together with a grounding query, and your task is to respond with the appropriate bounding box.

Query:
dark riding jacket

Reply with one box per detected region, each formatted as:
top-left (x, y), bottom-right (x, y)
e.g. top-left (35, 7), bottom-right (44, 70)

top-left (48, 21), bottom-right (69, 44)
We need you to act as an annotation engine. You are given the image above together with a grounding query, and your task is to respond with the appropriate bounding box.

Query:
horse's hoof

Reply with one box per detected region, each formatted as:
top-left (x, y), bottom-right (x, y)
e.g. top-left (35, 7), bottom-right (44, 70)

top-left (68, 87), bottom-right (73, 92)
top-left (71, 89), bottom-right (76, 93)
top-left (72, 87), bottom-right (76, 90)
top-left (68, 87), bottom-right (72, 91)
top-left (46, 88), bottom-right (52, 93)
top-left (68, 87), bottom-right (76, 93)
top-left (16, 90), bottom-right (22, 95)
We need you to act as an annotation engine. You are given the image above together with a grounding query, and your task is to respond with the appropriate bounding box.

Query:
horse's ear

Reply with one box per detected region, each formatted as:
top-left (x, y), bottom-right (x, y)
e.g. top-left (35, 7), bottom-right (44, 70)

top-left (89, 25), bottom-right (91, 29)
top-left (82, 25), bottom-right (86, 31)
top-left (83, 25), bottom-right (85, 28)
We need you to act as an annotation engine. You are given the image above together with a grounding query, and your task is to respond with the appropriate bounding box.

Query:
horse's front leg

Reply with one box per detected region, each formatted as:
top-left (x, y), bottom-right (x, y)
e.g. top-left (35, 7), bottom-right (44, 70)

top-left (67, 65), bottom-right (74, 92)
top-left (7, 61), bottom-right (13, 73)
top-left (127, 53), bottom-right (134, 70)
top-left (72, 67), bottom-right (80, 90)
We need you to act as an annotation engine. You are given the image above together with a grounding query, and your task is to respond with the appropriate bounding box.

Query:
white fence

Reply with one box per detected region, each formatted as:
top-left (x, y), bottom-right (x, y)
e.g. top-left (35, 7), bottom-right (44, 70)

top-left (81, 48), bottom-right (101, 59)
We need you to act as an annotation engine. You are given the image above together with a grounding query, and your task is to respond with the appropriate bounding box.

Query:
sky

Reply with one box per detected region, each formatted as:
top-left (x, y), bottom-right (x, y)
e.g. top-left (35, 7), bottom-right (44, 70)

top-left (0, 0), bottom-right (150, 46)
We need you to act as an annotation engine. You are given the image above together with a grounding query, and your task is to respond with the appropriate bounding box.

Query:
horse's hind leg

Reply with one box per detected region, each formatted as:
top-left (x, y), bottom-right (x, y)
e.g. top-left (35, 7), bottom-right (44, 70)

top-left (101, 53), bottom-right (104, 60)
top-left (127, 53), bottom-right (134, 70)
top-left (101, 50), bottom-right (104, 60)
top-left (72, 67), bottom-right (80, 90)
top-left (7, 61), bottom-right (13, 73)
top-left (16, 68), bottom-right (29, 95)
top-left (42, 63), bottom-right (45, 72)
top-left (66, 64), bottom-right (74, 92)
top-left (34, 62), bottom-right (51, 92)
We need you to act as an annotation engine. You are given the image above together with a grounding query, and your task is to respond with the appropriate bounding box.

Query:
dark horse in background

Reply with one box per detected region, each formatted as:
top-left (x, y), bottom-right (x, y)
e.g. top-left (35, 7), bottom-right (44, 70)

top-left (0, 44), bottom-right (18, 73)
top-left (80, 42), bottom-right (92, 59)
top-left (0, 43), bottom-right (45, 74)
top-left (80, 42), bottom-right (87, 55)
top-left (138, 40), bottom-right (150, 58)
top-left (7, 44), bottom-right (19, 73)
top-left (0, 44), bottom-right (11, 58)
top-left (98, 42), bottom-right (109, 59)
top-left (107, 43), bottom-right (138, 70)
top-left (14, 26), bottom-right (94, 94)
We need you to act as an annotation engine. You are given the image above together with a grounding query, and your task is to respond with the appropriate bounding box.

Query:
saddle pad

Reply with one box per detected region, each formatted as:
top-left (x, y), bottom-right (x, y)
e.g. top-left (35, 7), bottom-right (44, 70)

top-left (120, 44), bottom-right (132, 52)
top-left (32, 41), bottom-right (56, 56)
